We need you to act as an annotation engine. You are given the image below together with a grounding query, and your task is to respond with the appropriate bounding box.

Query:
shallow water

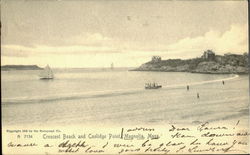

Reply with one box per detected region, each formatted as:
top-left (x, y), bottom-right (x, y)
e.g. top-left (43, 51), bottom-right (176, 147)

top-left (1, 68), bottom-right (249, 126)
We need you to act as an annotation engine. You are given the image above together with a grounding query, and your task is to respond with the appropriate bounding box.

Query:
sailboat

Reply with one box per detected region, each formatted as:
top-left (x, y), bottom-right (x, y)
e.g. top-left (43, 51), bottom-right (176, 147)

top-left (39, 65), bottom-right (54, 80)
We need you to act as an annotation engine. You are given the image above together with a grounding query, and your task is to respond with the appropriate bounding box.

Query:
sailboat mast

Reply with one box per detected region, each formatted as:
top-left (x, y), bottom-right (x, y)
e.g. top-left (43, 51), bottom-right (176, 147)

top-left (111, 63), bottom-right (114, 70)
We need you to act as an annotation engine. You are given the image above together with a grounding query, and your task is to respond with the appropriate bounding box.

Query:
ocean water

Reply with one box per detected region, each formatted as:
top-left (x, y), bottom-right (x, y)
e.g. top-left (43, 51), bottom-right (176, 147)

top-left (1, 68), bottom-right (249, 126)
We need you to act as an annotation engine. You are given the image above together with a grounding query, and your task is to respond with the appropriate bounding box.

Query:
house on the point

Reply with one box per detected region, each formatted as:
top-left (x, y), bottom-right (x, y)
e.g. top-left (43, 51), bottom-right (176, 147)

top-left (202, 50), bottom-right (215, 61)
top-left (151, 56), bottom-right (161, 63)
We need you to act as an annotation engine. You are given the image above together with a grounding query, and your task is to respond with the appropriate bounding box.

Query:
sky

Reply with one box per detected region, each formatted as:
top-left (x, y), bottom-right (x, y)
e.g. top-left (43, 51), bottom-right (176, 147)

top-left (1, 0), bottom-right (248, 68)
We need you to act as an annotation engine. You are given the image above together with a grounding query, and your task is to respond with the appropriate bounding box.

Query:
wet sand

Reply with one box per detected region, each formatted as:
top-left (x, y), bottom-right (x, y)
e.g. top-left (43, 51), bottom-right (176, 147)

top-left (2, 75), bottom-right (249, 127)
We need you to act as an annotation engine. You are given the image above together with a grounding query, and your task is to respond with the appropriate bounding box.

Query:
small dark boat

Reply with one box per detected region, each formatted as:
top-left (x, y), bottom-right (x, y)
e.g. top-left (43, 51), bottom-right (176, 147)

top-left (145, 83), bottom-right (162, 89)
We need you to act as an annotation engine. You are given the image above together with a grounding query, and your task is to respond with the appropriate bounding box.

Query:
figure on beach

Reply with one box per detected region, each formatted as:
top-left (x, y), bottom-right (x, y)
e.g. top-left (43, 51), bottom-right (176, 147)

top-left (197, 93), bottom-right (200, 99)
top-left (222, 80), bottom-right (225, 85)
top-left (187, 85), bottom-right (189, 91)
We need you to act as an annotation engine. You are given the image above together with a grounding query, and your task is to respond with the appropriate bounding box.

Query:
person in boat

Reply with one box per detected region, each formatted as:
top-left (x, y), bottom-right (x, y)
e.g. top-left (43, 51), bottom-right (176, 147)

top-left (146, 83), bottom-right (151, 88)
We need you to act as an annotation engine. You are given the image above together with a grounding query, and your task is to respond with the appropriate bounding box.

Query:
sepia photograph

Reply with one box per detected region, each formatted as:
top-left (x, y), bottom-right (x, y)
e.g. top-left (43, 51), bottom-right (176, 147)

top-left (1, 0), bottom-right (249, 154)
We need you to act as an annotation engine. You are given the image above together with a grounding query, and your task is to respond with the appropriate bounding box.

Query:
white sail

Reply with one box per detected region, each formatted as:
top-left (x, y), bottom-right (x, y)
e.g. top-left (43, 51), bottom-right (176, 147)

top-left (39, 65), bottom-right (54, 79)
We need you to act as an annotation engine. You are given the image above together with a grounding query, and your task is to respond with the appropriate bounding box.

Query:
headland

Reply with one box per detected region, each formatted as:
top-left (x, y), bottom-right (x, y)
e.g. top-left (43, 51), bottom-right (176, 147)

top-left (1, 65), bottom-right (43, 71)
top-left (132, 50), bottom-right (249, 74)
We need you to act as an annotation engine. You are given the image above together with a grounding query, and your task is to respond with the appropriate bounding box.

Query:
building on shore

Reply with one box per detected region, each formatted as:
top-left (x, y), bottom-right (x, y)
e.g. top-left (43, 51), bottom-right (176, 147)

top-left (151, 56), bottom-right (161, 63)
top-left (202, 50), bottom-right (215, 61)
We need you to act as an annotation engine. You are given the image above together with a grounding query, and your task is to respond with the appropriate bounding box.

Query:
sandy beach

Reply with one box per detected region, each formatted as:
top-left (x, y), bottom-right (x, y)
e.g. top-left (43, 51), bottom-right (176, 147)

top-left (2, 71), bottom-right (249, 127)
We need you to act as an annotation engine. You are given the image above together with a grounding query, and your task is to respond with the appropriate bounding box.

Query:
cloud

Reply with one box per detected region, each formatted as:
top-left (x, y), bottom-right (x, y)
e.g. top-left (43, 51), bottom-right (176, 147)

top-left (69, 32), bottom-right (113, 46)
top-left (163, 24), bottom-right (248, 58)
top-left (2, 44), bottom-right (119, 57)
top-left (2, 32), bottom-right (121, 57)
top-left (2, 24), bottom-right (247, 66)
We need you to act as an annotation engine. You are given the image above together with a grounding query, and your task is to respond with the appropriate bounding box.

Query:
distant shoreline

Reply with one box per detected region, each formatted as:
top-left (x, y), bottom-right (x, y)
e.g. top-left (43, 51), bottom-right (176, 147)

top-left (131, 51), bottom-right (249, 74)
top-left (1, 65), bottom-right (43, 71)
top-left (130, 69), bottom-right (249, 75)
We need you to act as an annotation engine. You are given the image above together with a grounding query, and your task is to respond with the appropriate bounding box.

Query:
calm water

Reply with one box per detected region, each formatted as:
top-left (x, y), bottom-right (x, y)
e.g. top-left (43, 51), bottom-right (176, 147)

top-left (1, 68), bottom-right (233, 102)
top-left (1, 68), bottom-right (249, 126)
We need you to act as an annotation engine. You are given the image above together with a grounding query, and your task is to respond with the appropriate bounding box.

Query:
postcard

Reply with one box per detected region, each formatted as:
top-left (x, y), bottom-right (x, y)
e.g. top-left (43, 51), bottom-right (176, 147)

top-left (1, 0), bottom-right (249, 154)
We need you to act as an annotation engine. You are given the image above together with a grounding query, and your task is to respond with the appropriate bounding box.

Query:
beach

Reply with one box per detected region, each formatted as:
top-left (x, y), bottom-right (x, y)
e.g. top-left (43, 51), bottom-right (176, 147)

top-left (2, 69), bottom-right (249, 127)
